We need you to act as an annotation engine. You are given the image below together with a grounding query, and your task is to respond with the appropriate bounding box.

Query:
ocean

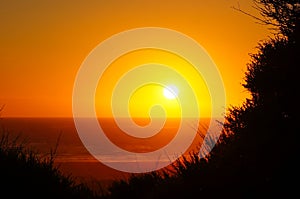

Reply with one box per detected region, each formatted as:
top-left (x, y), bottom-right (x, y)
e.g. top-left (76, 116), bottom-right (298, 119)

top-left (0, 117), bottom-right (216, 186)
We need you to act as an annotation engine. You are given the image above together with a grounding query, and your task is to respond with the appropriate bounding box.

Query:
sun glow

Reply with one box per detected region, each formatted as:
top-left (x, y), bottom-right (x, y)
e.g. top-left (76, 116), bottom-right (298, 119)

top-left (95, 48), bottom-right (212, 118)
top-left (163, 85), bottom-right (179, 99)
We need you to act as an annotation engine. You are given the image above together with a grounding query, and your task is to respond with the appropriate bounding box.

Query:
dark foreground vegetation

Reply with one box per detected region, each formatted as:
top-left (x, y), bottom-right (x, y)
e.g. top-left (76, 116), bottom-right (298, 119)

top-left (1, 1), bottom-right (299, 198)
top-left (0, 131), bottom-right (100, 199)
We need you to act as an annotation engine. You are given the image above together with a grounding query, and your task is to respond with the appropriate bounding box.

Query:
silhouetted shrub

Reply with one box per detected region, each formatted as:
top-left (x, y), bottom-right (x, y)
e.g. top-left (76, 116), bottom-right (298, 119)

top-left (0, 130), bottom-right (100, 199)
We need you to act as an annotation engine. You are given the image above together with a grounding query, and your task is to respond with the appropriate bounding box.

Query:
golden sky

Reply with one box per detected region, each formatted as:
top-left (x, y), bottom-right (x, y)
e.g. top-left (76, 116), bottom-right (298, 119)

top-left (0, 0), bottom-right (271, 118)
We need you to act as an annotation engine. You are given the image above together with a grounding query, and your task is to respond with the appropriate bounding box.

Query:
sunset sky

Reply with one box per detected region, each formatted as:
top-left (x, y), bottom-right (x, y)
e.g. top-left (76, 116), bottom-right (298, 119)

top-left (0, 0), bottom-right (271, 118)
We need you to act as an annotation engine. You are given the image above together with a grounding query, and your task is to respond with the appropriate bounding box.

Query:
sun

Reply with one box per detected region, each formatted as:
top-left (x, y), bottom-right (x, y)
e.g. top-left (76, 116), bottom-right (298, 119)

top-left (163, 85), bottom-right (179, 99)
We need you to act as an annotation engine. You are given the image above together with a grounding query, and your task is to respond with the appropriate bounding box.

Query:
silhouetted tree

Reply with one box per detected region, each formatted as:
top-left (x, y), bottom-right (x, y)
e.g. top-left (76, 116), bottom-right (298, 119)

top-left (214, 0), bottom-right (300, 197)
top-left (254, 0), bottom-right (300, 37)
top-left (235, 0), bottom-right (300, 37)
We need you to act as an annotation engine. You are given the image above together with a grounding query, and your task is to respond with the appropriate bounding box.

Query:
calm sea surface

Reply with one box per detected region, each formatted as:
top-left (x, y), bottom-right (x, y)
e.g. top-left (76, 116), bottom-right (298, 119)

top-left (0, 117), bottom-right (215, 184)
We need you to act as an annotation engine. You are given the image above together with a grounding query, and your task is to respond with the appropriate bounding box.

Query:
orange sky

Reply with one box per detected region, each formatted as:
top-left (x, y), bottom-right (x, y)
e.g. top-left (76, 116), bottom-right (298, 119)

top-left (0, 0), bottom-right (271, 118)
